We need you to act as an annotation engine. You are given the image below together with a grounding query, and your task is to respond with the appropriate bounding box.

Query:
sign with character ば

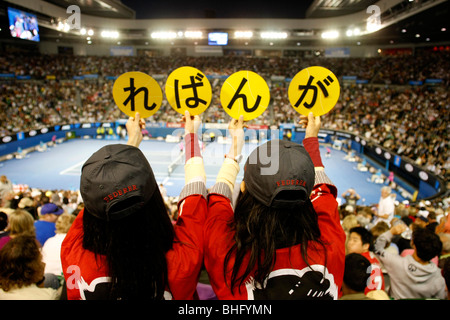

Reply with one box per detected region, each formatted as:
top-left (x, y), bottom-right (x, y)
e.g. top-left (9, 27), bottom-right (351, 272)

top-left (288, 66), bottom-right (340, 116)
top-left (165, 66), bottom-right (212, 116)
top-left (112, 71), bottom-right (163, 118)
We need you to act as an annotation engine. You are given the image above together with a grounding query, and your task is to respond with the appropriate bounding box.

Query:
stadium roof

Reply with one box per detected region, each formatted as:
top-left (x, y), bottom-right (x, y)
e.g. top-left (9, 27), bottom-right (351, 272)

top-left (1, 0), bottom-right (449, 47)
top-left (38, 0), bottom-right (382, 20)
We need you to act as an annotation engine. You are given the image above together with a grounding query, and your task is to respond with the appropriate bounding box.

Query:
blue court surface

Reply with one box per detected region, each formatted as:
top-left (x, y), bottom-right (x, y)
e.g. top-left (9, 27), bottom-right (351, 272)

top-left (0, 138), bottom-right (406, 206)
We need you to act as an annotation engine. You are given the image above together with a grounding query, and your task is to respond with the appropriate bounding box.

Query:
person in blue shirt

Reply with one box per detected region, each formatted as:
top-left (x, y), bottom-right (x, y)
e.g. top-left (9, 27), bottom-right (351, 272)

top-left (34, 203), bottom-right (64, 246)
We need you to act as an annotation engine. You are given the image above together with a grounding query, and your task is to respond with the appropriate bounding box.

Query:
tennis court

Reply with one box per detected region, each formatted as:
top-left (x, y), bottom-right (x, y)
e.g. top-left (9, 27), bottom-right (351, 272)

top-left (0, 137), bottom-right (406, 206)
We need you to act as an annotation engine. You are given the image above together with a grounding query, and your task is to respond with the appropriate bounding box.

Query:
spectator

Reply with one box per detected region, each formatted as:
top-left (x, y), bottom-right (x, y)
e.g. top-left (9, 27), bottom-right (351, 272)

top-left (41, 213), bottom-right (76, 276)
top-left (426, 211), bottom-right (439, 233)
top-left (34, 203), bottom-right (64, 246)
top-left (159, 183), bottom-right (167, 199)
top-left (341, 188), bottom-right (361, 211)
top-left (392, 216), bottom-right (414, 254)
top-left (17, 196), bottom-right (37, 219)
top-left (370, 221), bottom-right (399, 256)
top-left (0, 209), bottom-right (35, 250)
top-left (374, 186), bottom-right (396, 226)
top-left (355, 207), bottom-right (374, 229)
top-left (438, 233), bottom-right (450, 269)
top-left (346, 226), bottom-right (385, 295)
top-left (414, 215), bottom-right (429, 229)
top-left (342, 214), bottom-right (359, 235)
top-left (400, 224), bottom-right (439, 266)
top-left (0, 175), bottom-right (13, 204)
top-left (339, 253), bottom-right (374, 300)
top-left (0, 211), bottom-right (8, 241)
top-left (443, 258), bottom-right (450, 300)
top-left (204, 113), bottom-right (345, 299)
top-left (61, 112), bottom-right (206, 300)
top-left (374, 224), bottom-right (446, 299)
top-left (0, 192), bottom-right (14, 216)
top-left (0, 235), bottom-right (60, 299)
top-left (370, 169), bottom-right (384, 184)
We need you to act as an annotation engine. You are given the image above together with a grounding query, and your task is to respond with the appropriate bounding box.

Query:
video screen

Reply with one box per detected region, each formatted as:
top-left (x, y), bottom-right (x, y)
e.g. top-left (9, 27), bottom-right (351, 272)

top-left (8, 7), bottom-right (40, 42)
top-left (208, 32), bottom-right (228, 46)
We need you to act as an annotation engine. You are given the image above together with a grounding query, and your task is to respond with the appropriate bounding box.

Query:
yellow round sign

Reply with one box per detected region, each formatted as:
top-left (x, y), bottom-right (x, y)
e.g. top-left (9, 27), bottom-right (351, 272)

top-left (165, 66), bottom-right (212, 116)
top-left (220, 70), bottom-right (270, 121)
top-left (112, 71), bottom-right (163, 118)
top-left (288, 66), bottom-right (340, 116)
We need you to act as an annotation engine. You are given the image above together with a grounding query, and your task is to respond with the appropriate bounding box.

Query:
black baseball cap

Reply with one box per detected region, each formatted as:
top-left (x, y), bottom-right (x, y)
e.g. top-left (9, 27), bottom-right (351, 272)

top-left (243, 139), bottom-right (315, 209)
top-left (80, 144), bottom-right (157, 220)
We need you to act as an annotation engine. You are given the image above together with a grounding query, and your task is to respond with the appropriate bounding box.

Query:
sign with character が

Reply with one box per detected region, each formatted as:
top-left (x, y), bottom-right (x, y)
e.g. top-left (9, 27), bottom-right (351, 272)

top-left (288, 66), bottom-right (340, 116)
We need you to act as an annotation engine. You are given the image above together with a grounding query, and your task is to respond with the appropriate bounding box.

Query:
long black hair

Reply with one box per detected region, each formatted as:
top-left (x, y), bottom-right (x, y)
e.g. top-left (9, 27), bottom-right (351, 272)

top-left (82, 189), bottom-right (174, 300)
top-left (224, 189), bottom-right (327, 294)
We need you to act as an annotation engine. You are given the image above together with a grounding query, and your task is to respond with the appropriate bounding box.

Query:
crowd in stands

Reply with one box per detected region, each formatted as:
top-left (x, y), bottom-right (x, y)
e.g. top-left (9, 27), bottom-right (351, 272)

top-left (1, 51), bottom-right (448, 181)
top-left (1, 50), bottom-right (449, 84)
top-left (338, 185), bottom-right (450, 300)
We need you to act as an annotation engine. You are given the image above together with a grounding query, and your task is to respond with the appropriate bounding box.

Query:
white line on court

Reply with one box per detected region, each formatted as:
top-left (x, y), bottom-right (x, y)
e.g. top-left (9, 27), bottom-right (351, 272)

top-left (59, 161), bottom-right (85, 176)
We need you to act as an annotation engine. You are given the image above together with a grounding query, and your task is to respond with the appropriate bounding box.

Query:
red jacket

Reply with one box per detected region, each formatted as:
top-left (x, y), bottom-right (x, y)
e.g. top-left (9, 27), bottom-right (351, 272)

top-left (61, 192), bottom-right (206, 300)
top-left (204, 161), bottom-right (346, 299)
top-left (361, 251), bottom-right (385, 294)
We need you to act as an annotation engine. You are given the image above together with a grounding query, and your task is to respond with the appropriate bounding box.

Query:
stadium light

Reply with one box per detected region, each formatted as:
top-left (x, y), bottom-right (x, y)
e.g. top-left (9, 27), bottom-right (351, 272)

top-left (346, 28), bottom-right (360, 37)
top-left (321, 30), bottom-right (339, 39)
top-left (57, 21), bottom-right (70, 32)
top-left (184, 31), bottom-right (202, 38)
top-left (101, 30), bottom-right (119, 38)
top-left (151, 31), bottom-right (177, 39)
top-left (260, 31), bottom-right (288, 39)
top-left (366, 19), bottom-right (381, 33)
top-left (235, 31), bottom-right (253, 39)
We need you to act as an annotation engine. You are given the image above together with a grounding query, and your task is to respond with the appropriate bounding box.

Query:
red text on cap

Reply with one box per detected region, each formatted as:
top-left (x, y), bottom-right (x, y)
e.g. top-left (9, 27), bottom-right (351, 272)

top-left (103, 185), bottom-right (138, 203)
top-left (276, 179), bottom-right (307, 187)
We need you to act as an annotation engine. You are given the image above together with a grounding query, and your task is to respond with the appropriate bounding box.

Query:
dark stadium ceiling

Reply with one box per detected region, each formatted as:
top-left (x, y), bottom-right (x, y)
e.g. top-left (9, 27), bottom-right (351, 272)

top-left (1, 0), bottom-right (449, 47)
top-left (44, 0), bottom-right (136, 19)
top-left (43, 0), bottom-right (381, 19)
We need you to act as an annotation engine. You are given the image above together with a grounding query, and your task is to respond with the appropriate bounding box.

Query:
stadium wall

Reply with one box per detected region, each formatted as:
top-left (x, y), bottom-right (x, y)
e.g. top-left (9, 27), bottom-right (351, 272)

top-left (37, 40), bottom-right (382, 58)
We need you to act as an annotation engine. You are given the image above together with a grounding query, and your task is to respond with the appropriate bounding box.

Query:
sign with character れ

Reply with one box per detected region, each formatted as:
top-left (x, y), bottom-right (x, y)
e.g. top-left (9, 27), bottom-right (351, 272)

top-left (288, 66), bottom-right (340, 116)
top-left (112, 71), bottom-right (163, 118)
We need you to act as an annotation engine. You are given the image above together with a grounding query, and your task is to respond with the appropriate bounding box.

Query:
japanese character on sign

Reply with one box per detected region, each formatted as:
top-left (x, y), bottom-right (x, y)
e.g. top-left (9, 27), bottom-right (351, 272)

top-left (220, 70), bottom-right (270, 121)
top-left (294, 74), bottom-right (335, 109)
top-left (288, 66), bottom-right (340, 116)
top-left (123, 77), bottom-right (157, 111)
top-left (226, 77), bottom-right (262, 113)
top-left (174, 73), bottom-right (207, 109)
top-left (165, 66), bottom-right (212, 116)
top-left (112, 71), bottom-right (163, 118)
